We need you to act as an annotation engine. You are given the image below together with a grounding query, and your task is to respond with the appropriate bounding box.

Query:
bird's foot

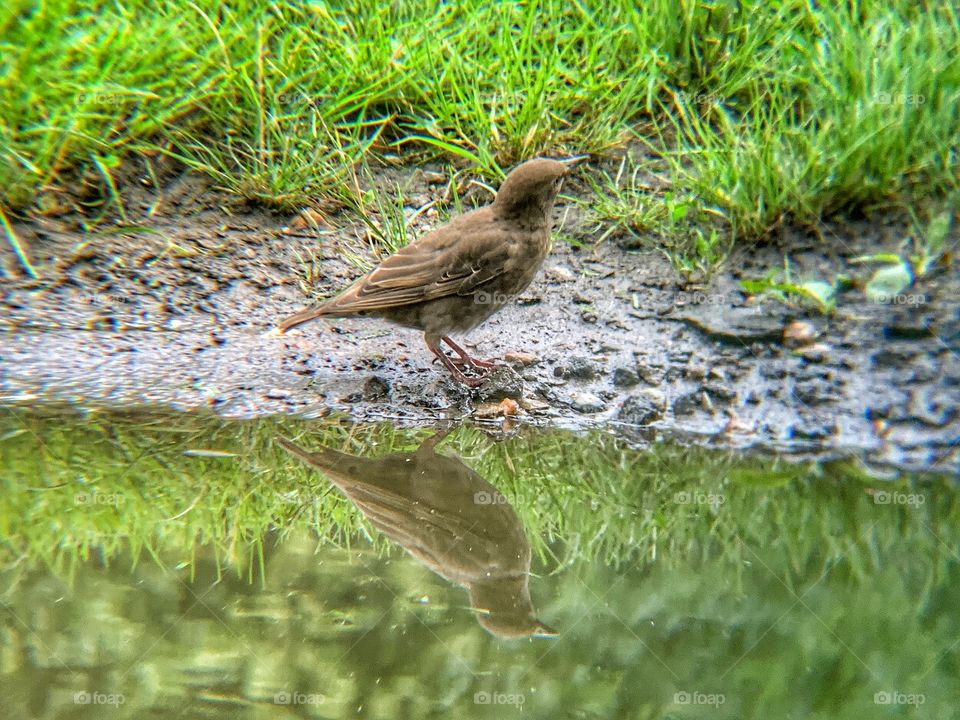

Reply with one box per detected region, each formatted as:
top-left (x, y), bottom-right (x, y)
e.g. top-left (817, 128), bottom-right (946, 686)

top-left (452, 371), bottom-right (487, 388)
top-left (433, 353), bottom-right (489, 387)
top-left (466, 356), bottom-right (498, 369)
top-left (428, 344), bottom-right (491, 388)
top-left (444, 355), bottom-right (497, 370)
top-left (442, 336), bottom-right (499, 370)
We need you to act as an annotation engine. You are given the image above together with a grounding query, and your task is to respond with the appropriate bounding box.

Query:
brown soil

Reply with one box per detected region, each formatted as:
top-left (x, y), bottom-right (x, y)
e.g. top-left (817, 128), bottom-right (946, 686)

top-left (1, 158), bottom-right (957, 473)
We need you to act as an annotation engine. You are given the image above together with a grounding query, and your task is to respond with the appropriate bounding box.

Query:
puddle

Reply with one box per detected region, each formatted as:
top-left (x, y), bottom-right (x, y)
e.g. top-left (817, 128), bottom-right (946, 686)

top-left (1, 409), bottom-right (957, 718)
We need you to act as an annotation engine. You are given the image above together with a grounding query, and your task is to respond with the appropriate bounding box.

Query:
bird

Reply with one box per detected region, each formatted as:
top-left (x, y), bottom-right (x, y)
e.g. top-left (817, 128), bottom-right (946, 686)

top-left (275, 429), bottom-right (557, 638)
top-left (277, 157), bottom-right (575, 387)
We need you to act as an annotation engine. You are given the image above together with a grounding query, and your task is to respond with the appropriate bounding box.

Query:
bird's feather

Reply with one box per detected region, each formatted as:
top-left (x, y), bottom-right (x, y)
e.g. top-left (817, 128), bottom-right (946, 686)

top-left (322, 213), bottom-right (512, 314)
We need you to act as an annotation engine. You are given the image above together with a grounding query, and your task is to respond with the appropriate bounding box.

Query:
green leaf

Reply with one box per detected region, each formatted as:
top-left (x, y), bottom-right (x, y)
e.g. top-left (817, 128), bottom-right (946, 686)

top-left (925, 211), bottom-right (951, 254)
top-left (850, 252), bottom-right (903, 265)
top-left (797, 280), bottom-right (836, 312)
top-left (865, 261), bottom-right (913, 302)
top-left (740, 278), bottom-right (776, 294)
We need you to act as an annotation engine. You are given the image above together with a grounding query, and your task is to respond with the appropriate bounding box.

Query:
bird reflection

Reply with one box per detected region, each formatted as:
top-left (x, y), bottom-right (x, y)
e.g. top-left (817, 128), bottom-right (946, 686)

top-left (275, 430), bottom-right (556, 639)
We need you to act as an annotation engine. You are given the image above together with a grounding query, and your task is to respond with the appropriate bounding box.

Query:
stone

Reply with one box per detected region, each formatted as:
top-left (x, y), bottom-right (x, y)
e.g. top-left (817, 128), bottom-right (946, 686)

top-left (554, 356), bottom-right (598, 381)
top-left (673, 392), bottom-right (702, 416)
top-left (617, 393), bottom-right (662, 425)
top-left (569, 391), bottom-right (606, 413)
top-left (612, 367), bottom-right (640, 387)
top-left (362, 376), bottom-right (390, 401)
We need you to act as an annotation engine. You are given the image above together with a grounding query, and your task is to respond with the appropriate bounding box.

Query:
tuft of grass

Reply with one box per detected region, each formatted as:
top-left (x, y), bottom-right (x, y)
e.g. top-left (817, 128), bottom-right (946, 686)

top-left (654, 2), bottom-right (960, 236)
top-left (585, 1), bottom-right (960, 262)
top-left (330, 167), bottom-right (418, 276)
top-left (583, 152), bottom-right (730, 277)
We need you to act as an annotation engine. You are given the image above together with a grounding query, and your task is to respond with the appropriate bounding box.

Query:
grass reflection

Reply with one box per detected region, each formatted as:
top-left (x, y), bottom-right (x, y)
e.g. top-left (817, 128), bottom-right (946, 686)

top-left (0, 409), bottom-right (957, 718)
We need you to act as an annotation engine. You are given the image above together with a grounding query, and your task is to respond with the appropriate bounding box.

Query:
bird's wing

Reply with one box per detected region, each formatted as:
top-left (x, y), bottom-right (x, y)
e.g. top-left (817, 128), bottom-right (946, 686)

top-left (349, 485), bottom-right (515, 581)
top-left (323, 216), bottom-right (510, 313)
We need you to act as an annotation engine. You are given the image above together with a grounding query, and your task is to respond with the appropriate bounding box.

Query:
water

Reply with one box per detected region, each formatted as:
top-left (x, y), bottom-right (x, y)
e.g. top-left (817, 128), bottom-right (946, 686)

top-left (1, 409), bottom-right (957, 718)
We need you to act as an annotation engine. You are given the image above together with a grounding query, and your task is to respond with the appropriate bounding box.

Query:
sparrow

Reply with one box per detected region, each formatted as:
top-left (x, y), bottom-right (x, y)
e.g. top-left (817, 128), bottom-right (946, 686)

top-left (276, 430), bottom-right (556, 638)
top-left (277, 158), bottom-right (573, 387)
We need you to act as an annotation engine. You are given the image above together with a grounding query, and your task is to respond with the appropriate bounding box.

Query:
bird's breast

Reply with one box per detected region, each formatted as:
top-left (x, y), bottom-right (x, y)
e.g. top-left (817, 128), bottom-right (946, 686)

top-left (503, 225), bottom-right (551, 283)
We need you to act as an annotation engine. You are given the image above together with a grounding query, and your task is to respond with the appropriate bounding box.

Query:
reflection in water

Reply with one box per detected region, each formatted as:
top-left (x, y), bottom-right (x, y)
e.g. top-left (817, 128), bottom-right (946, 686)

top-left (276, 430), bottom-right (556, 639)
top-left (3, 411), bottom-right (959, 718)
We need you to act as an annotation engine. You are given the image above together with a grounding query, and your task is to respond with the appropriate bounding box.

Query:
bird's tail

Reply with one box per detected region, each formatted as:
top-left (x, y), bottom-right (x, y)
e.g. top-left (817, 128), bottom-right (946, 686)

top-left (276, 305), bottom-right (330, 333)
top-left (275, 436), bottom-right (370, 491)
top-left (273, 435), bottom-right (360, 477)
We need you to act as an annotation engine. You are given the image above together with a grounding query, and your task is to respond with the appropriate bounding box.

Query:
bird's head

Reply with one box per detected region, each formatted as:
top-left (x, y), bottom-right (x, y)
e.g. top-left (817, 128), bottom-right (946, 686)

top-left (469, 576), bottom-right (558, 639)
top-left (476, 612), bottom-right (559, 639)
top-left (492, 157), bottom-right (581, 218)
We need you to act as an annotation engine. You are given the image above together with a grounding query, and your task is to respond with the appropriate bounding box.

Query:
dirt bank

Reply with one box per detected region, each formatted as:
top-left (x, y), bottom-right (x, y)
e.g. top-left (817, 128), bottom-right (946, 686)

top-left (2, 160), bottom-right (957, 473)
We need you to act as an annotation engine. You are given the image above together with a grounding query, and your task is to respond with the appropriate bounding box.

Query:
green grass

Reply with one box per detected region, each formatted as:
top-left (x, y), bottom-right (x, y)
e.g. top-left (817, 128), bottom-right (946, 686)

top-left (1, 0), bottom-right (958, 255)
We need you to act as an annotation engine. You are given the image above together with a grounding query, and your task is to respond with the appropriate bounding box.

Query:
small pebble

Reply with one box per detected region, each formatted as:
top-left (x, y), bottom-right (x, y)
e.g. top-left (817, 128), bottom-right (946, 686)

top-left (504, 351), bottom-right (539, 366)
top-left (783, 320), bottom-right (818, 347)
top-left (569, 391), bottom-right (606, 413)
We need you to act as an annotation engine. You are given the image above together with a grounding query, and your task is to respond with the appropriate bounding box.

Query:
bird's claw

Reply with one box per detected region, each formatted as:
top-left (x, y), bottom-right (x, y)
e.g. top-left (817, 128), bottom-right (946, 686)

top-left (447, 356), bottom-right (498, 370)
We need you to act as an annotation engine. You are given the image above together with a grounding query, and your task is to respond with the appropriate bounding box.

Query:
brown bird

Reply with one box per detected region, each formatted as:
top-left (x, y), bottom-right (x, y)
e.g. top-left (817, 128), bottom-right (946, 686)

top-left (277, 158), bottom-right (573, 387)
top-left (276, 430), bottom-right (556, 638)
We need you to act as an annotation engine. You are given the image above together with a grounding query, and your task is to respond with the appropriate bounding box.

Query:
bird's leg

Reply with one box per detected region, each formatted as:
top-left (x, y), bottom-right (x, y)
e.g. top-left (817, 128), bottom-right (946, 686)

top-left (430, 336), bottom-right (474, 368)
top-left (442, 336), bottom-right (497, 370)
top-left (425, 335), bottom-right (485, 388)
top-left (417, 426), bottom-right (454, 454)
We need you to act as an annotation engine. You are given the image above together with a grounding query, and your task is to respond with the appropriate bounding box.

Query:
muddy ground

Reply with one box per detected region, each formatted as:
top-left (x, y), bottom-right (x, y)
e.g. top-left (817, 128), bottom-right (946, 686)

top-left (1, 157), bottom-right (958, 474)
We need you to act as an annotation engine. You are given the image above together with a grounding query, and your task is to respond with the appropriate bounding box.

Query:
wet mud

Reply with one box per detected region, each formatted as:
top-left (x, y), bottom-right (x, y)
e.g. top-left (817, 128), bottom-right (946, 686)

top-left (2, 161), bottom-right (957, 473)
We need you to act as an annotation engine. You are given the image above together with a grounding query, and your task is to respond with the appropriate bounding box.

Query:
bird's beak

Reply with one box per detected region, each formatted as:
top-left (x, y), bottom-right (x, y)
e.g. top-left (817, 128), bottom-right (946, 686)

top-left (560, 155), bottom-right (589, 172)
top-left (531, 620), bottom-right (559, 638)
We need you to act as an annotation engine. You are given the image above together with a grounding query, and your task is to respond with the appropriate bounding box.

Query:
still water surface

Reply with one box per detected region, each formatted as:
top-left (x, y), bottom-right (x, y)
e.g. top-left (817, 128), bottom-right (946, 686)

top-left (0, 410), bottom-right (957, 718)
